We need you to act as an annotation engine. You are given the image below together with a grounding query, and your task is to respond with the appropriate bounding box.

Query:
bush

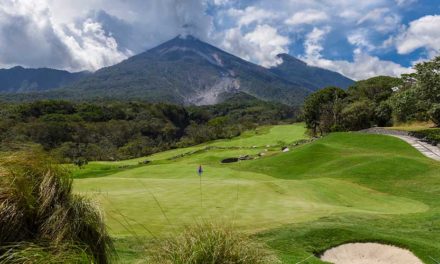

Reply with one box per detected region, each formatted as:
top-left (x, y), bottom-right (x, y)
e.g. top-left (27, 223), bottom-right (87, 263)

top-left (151, 222), bottom-right (279, 264)
top-left (410, 129), bottom-right (440, 145)
top-left (0, 150), bottom-right (114, 263)
top-left (428, 104), bottom-right (440, 127)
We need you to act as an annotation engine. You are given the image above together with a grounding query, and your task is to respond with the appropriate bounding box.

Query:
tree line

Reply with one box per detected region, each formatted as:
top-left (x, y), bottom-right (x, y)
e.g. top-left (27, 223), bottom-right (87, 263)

top-left (0, 93), bottom-right (297, 163)
top-left (303, 56), bottom-right (440, 135)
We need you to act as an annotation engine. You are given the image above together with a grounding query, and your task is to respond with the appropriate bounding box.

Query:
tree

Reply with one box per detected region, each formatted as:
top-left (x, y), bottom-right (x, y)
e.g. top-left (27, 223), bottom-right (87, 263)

top-left (341, 101), bottom-right (374, 131)
top-left (347, 76), bottom-right (401, 104)
top-left (414, 56), bottom-right (440, 105)
top-left (374, 101), bottom-right (393, 127)
top-left (303, 87), bottom-right (347, 135)
top-left (389, 87), bottom-right (421, 123)
top-left (429, 104), bottom-right (440, 127)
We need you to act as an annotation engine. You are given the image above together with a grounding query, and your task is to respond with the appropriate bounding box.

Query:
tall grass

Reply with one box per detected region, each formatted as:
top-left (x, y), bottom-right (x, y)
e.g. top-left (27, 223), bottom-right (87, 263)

top-left (0, 242), bottom-right (90, 264)
top-left (0, 149), bottom-right (114, 263)
top-left (151, 222), bottom-right (280, 264)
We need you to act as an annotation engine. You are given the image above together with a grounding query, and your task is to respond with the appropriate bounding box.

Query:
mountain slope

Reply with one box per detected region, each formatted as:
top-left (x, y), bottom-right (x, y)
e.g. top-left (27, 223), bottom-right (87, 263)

top-left (0, 36), bottom-right (354, 106)
top-left (56, 35), bottom-right (311, 105)
top-left (271, 54), bottom-right (354, 91)
top-left (0, 66), bottom-right (89, 93)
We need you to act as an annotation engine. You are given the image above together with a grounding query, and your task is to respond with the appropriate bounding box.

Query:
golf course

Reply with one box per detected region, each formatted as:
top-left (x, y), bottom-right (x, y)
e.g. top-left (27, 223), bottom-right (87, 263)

top-left (73, 123), bottom-right (440, 263)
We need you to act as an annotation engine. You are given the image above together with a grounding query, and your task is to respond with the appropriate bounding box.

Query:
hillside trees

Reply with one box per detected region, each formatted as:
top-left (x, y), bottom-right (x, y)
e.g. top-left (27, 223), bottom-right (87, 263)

top-left (303, 56), bottom-right (440, 133)
top-left (0, 95), bottom-right (297, 162)
top-left (414, 57), bottom-right (440, 126)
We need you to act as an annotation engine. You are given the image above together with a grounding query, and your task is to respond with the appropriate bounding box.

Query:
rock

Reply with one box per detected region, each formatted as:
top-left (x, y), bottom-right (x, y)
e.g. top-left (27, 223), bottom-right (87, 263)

top-left (282, 148), bottom-right (290, 152)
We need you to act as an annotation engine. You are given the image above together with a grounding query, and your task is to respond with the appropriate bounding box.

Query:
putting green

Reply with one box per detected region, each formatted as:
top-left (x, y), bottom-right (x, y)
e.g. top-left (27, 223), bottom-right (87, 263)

top-left (74, 125), bottom-right (429, 238)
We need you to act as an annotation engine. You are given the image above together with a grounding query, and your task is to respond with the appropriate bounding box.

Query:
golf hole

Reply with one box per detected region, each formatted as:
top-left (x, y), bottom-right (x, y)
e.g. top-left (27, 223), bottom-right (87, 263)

top-left (320, 242), bottom-right (423, 264)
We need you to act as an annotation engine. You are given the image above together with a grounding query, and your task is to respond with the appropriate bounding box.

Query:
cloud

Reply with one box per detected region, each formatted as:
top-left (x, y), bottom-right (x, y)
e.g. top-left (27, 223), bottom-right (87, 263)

top-left (301, 27), bottom-right (412, 80)
top-left (396, 15), bottom-right (440, 58)
top-left (0, 0), bottom-right (213, 71)
top-left (303, 27), bottom-right (331, 59)
top-left (227, 6), bottom-right (276, 27)
top-left (357, 8), bottom-right (401, 33)
top-left (212, 0), bottom-right (232, 6)
top-left (395, 0), bottom-right (418, 6)
top-left (60, 19), bottom-right (132, 71)
top-left (221, 25), bottom-right (290, 67)
top-left (0, 0), bottom-right (434, 80)
top-left (0, 0), bottom-right (71, 69)
top-left (285, 9), bottom-right (329, 26)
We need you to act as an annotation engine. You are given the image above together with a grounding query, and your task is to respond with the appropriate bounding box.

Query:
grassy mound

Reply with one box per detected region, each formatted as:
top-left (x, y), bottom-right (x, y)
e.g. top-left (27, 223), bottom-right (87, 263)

top-left (0, 150), bottom-right (114, 263)
top-left (151, 223), bottom-right (279, 264)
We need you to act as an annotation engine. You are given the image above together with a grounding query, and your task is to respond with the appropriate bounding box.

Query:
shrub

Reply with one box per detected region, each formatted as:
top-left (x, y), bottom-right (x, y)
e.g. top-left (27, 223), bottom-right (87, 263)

top-left (410, 129), bottom-right (440, 145)
top-left (151, 222), bottom-right (279, 264)
top-left (0, 150), bottom-right (114, 263)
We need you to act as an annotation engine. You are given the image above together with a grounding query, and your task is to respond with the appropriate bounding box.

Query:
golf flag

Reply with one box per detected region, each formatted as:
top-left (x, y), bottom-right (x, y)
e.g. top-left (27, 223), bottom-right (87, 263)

top-left (198, 165), bottom-right (203, 176)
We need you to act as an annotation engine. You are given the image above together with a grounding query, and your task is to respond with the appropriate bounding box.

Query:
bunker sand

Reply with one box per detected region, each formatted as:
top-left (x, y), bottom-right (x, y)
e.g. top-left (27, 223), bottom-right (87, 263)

top-left (321, 243), bottom-right (423, 264)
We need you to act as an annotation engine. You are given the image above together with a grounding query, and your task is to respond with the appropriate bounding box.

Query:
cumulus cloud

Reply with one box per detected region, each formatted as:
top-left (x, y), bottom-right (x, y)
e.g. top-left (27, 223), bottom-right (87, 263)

top-left (221, 25), bottom-right (290, 67)
top-left (396, 15), bottom-right (440, 58)
top-left (285, 9), bottom-right (329, 26)
top-left (357, 8), bottom-right (401, 33)
top-left (227, 6), bottom-right (276, 27)
top-left (395, 0), bottom-right (418, 6)
top-left (0, 0), bottom-right (71, 69)
top-left (0, 0), bottom-right (212, 71)
top-left (0, 0), bottom-right (434, 80)
top-left (301, 27), bottom-right (412, 80)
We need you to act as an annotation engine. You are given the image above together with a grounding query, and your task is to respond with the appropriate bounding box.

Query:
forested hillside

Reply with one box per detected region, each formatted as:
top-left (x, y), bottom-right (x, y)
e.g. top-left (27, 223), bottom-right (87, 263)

top-left (0, 93), bottom-right (297, 163)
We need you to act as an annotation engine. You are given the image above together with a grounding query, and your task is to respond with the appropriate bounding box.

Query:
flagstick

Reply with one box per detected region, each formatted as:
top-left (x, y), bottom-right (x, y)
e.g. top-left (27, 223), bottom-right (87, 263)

top-left (236, 183), bottom-right (239, 201)
top-left (200, 172), bottom-right (203, 208)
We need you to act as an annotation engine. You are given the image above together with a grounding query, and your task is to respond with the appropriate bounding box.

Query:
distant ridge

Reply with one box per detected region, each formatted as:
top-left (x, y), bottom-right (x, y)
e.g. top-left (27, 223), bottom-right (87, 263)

top-left (271, 54), bottom-right (354, 91)
top-left (0, 66), bottom-right (89, 93)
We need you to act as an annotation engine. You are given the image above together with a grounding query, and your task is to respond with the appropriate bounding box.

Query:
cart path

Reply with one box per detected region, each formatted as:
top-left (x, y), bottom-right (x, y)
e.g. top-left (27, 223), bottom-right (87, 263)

top-left (361, 128), bottom-right (440, 161)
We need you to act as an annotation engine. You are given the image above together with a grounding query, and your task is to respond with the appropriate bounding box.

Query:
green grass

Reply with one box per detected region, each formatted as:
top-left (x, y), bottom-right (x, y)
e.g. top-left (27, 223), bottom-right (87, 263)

top-left (73, 124), bottom-right (440, 263)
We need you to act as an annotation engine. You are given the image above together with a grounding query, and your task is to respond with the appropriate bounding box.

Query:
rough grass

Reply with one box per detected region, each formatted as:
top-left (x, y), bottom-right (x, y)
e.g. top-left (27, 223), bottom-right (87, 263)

top-left (0, 150), bottom-right (114, 263)
top-left (0, 242), bottom-right (90, 264)
top-left (150, 222), bottom-right (279, 264)
top-left (389, 121), bottom-right (436, 131)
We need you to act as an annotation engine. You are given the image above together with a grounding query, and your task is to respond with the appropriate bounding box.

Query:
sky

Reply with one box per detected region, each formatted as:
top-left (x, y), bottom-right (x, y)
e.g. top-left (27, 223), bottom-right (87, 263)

top-left (0, 0), bottom-right (439, 80)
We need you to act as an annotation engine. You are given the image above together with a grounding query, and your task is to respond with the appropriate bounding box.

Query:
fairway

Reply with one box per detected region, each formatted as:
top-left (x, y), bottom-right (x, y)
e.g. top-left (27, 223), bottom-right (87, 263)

top-left (73, 124), bottom-right (440, 263)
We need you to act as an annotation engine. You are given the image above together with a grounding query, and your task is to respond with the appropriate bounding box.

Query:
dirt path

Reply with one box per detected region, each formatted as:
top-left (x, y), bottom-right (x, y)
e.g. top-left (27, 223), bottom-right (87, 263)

top-left (320, 243), bottom-right (424, 264)
top-left (361, 128), bottom-right (440, 162)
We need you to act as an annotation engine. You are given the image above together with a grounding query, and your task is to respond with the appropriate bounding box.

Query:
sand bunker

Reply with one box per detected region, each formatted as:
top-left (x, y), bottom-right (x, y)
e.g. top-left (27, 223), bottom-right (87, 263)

top-left (320, 243), bottom-right (423, 264)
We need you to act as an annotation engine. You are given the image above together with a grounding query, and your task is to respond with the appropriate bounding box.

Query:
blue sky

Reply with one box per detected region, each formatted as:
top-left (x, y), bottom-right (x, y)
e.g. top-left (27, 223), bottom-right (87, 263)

top-left (0, 0), bottom-right (439, 80)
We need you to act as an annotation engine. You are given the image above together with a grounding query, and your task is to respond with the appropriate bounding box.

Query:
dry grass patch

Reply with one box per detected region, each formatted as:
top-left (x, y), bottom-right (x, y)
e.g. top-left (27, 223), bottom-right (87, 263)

top-left (0, 150), bottom-right (114, 263)
top-left (151, 222), bottom-right (280, 264)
